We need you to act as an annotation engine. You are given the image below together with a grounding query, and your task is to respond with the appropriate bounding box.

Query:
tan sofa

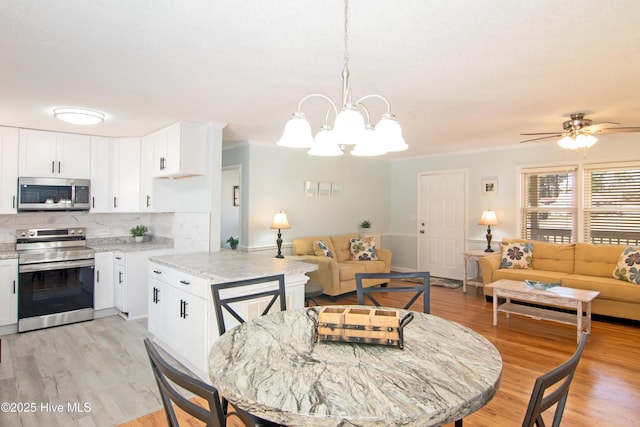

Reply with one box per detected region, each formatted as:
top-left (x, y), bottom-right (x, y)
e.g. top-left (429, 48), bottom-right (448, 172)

top-left (478, 238), bottom-right (640, 321)
top-left (292, 233), bottom-right (392, 297)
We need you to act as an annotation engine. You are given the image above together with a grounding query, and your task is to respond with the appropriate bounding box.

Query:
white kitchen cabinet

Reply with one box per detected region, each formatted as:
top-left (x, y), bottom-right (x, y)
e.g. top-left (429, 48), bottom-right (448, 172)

top-left (0, 258), bottom-right (18, 327)
top-left (90, 136), bottom-right (111, 212)
top-left (139, 135), bottom-right (155, 212)
top-left (114, 249), bottom-right (173, 320)
top-left (150, 121), bottom-right (210, 178)
top-left (0, 127), bottom-right (19, 214)
top-left (94, 251), bottom-right (114, 310)
top-left (147, 262), bottom-right (213, 378)
top-left (19, 129), bottom-right (91, 178)
top-left (111, 137), bottom-right (140, 212)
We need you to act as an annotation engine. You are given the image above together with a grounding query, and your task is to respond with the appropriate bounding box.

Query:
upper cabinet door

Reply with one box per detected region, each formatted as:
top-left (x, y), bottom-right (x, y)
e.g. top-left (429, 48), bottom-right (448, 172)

top-left (19, 129), bottom-right (91, 179)
top-left (56, 133), bottom-right (91, 178)
top-left (0, 126), bottom-right (19, 214)
top-left (111, 137), bottom-right (140, 212)
top-left (90, 136), bottom-right (111, 212)
top-left (151, 121), bottom-right (209, 178)
top-left (18, 129), bottom-right (58, 177)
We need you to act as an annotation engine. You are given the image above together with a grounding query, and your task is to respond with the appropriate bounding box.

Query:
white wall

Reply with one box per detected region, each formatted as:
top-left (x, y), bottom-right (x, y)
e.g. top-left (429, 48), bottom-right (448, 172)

top-left (223, 142), bottom-right (391, 255)
top-left (220, 166), bottom-right (241, 248)
top-left (388, 134), bottom-right (640, 270)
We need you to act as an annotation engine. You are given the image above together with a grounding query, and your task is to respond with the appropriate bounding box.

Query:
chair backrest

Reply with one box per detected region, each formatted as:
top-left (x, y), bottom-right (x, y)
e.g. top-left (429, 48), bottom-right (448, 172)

top-left (211, 273), bottom-right (287, 335)
top-left (522, 332), bottom-right (589, 427)
top-left (143, 338), bottom-right (225, 427)
top-left (355, 271), bottom-right (430, 313)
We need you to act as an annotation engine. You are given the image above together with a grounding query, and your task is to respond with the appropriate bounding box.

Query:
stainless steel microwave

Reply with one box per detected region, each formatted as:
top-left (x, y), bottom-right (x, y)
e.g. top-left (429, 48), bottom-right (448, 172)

top-left (18, 177), bottom-right (91, 211)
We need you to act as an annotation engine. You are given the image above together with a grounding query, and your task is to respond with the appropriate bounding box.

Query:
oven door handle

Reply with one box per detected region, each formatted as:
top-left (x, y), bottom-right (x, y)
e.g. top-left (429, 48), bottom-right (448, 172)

top-left (19, 259), bottom-right (95, 273)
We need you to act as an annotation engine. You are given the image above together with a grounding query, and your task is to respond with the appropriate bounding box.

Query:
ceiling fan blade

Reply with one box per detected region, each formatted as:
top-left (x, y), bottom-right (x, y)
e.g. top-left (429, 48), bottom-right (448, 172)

top-left (583, 122), bottom-right (620, 132)
top-left (593, 126), bottom-right (640, 134)
top-left (520, 134), bottom-right (562, 143)
top-left (520, 132), bottom-right (563, 136)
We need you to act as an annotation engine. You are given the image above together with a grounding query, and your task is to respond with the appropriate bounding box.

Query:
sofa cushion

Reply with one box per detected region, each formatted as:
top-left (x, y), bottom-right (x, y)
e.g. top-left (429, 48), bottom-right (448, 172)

top-left (330, 233), bottom-right (360, 262)
top-left (612, 246), bottom-right (640, 284)
top-left (492, 269), bottom-right (570, 284)
top-left (563, 274), bottom-right (640, 303)
top-left (314, 240), bottom-right (334, 258)
top-left (502, 238), bottom-right (575, 273)
top-left (500, 242), bottom-right (534, 269)
top-left (349, 236), bottom-right (378, 261)
top-left (292, 236), bottom-right (332, 256)
top-left (574, 243), bottom-right (625, 278)
top-left (338, 260), bottom-right (387, 281)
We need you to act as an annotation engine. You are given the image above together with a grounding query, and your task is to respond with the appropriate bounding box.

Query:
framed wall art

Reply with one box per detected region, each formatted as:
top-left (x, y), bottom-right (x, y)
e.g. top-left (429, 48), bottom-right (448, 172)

top-left (304, 180), bottom-right (318, 198)
top-left (331, 182), bottom-right (344, 197)
top-left (482, 177), bottom-right (498, 195)
top-left (318, 181), bottom-right (332, 197)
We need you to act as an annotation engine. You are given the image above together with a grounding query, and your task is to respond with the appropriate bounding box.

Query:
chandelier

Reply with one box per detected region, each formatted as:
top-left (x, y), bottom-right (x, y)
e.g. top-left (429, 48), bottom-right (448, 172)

top-left (276, 0), bottom-right (407, 157)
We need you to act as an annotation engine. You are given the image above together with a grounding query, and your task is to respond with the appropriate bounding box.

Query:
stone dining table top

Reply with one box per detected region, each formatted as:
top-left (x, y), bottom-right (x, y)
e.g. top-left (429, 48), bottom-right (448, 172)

top-left (209, 306), bottom-right (502, 427)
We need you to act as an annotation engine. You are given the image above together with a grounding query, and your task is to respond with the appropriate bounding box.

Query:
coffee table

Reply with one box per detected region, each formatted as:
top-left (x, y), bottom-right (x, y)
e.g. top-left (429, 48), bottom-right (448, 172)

top-left (486, 279), bottom-right (599, 343)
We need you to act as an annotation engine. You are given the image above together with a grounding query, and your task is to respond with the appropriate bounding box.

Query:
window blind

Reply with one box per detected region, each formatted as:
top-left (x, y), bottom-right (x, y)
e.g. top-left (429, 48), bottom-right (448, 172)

top-left (520, 167), bottom-right (576, 243)
top-left (584, 164), bottom-right (640, 245)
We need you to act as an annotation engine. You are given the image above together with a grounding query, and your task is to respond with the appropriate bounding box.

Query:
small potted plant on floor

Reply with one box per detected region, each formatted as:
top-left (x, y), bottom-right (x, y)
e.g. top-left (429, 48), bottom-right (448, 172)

top-left (130, 225), bottom-right (148, 243)
top-left (226, 236), bottom-right (239, 250)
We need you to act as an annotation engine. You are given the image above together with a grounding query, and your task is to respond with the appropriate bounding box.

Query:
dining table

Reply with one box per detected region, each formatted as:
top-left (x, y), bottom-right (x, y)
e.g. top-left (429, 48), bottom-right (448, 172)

top-left (208, 306), bottom-right (502, 427)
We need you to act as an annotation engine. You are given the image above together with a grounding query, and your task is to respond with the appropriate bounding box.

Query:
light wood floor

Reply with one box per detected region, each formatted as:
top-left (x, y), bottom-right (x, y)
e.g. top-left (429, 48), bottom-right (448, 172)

top-left (2, 284), bottom-right (639, 426)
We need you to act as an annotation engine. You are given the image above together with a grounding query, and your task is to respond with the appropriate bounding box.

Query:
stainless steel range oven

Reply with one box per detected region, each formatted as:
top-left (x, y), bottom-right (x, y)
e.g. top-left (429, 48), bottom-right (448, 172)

top-left (16, 227), bottom-right (95, 332)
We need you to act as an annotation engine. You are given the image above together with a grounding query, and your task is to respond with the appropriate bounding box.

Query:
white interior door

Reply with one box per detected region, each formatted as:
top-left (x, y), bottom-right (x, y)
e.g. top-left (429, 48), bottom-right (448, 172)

top-left (418, 171), bottom-right (466, 279)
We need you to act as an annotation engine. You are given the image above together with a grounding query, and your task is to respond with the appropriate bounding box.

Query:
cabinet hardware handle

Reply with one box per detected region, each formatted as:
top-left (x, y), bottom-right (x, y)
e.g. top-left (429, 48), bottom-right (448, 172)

top-left (113, 197), bottom-right (117, 208)
top-left (146, 195), bottom-right (151, 207)
top-left (52, 161), bottom-right (55, 174)
top-left (156, 288), bottom-right (160, 303)
top-left (97, 271), bottom-right (100, 283)
top-left (179, 300), bottom-right (184, 318)
top-left (179, 280), bottom-right (190, 285)
top-left (13, 280), bottom-right (16, 294)
top-left (153, 270), bottom-right (162, 274)
top-left (119, 271), bottom-right (123, 283)
top-left (58, 161), bottom-right (61, 174)
top-left (183, 301), bottom-right (188, 318)
top-left (420, 230), bottom-right (425, 234)
top-left (92, 196), bottom-right (95, 209)
top-left (115, 256), bottom-right (122, 260)
top-left (12, 195), bottom-right (15, 209)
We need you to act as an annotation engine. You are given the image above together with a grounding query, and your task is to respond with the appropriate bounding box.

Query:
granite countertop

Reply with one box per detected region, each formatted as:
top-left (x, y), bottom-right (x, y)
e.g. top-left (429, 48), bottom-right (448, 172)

top-left (209, 307), bottom-right (503, 426)
top-left (88, 236), bottom-right (174, 253)
top-left (149, 251), bottom-right (318, 283)
top-left (0, 250), bottom-right (18, 260)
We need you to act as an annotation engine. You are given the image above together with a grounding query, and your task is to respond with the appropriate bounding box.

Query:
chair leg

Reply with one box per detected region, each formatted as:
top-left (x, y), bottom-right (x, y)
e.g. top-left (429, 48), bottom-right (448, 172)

top-left (455, 419), bottom-right (463, 427)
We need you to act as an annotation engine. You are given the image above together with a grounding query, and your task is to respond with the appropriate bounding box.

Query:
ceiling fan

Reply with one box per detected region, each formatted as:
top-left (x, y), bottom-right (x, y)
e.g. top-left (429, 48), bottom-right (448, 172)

top-left (520, 113), bottom-right (640, 149)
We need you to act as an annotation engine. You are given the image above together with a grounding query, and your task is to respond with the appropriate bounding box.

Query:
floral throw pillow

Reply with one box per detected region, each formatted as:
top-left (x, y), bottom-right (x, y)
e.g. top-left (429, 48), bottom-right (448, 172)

top-left (499, 242), bottom-right (534, 269)
top-left (349, 237), bottom-right (378, 261)
top-left (612, 246), bottom-right (640, 284)
top-left (315, 240), bottom-right (333, 258)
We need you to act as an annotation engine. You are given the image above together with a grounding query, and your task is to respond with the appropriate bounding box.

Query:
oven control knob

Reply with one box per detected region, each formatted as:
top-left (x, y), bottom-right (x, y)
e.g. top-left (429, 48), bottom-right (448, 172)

top-left (29, 231), bottom-right (35, 237)
top-left (77, 229), bottom-right (83, 235)
top-left (70, 229), bottom-right (75, 235)
top-left (20, 231), bottom-right (27, 237)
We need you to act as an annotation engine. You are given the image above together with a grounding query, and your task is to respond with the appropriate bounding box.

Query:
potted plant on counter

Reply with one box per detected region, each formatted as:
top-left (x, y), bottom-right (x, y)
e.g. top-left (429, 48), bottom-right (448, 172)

top-left (130, 225), bottom-right (148, 243)
top-left (226, 236), bottom-right (239, 250)
top-left (360, 220), bottom-right (372, 234)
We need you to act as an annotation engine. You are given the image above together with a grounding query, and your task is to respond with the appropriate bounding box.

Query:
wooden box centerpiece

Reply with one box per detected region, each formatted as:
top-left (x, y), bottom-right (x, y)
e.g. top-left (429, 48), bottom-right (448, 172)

top-left (307, 307), bottom-right (414, 349)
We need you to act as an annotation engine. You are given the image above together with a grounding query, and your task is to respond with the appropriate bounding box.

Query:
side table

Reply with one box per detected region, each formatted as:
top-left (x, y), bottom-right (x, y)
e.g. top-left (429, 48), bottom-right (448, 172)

top-left (462, 250), bottom-right (493, 293)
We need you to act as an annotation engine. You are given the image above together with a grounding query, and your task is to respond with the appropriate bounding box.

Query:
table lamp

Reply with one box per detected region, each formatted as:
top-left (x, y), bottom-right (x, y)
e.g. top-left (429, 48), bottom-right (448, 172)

top-left (270, 211), bottom-right (291, 258)
top-left (479, 210), bottom-right (499, 252)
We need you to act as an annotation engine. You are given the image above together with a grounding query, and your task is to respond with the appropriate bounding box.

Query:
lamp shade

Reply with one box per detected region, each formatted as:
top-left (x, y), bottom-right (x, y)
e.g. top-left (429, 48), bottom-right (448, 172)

top-left (375, 113), bottom-right (408, 152)
top-left (277, 113), bottom-right (314, 148)
top-left (308, 125), bottom-right (344, 156)
top-left (270, 212), bottom-right (291, 229)
top-left (479, 210), bottom-right (499, 226)
top-left (333, 104), bottom-right (366, 145)
top-left (350, 125), bottom-right (387, 157)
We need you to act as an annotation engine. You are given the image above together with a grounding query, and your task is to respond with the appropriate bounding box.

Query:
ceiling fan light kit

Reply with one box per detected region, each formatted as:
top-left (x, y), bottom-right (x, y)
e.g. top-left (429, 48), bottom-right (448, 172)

top-left (520, 112), bottom-right (640, 149)
top-left (277, 0), bottom-right (407, 157)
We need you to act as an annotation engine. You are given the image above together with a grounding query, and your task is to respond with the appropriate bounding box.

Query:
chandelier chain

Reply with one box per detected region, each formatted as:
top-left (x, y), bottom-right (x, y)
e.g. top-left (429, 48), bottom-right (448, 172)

top-left (343, 0), bottom-right (349, 71)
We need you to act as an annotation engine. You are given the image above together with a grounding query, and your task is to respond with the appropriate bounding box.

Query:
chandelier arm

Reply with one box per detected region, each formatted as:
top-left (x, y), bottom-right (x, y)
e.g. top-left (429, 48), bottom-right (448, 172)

top-left (355, 102), bottom-right (371, 125)
top-left (296, 93), bottom-right (339, 117)
top-left (354, 94), bottom-right (392, 113)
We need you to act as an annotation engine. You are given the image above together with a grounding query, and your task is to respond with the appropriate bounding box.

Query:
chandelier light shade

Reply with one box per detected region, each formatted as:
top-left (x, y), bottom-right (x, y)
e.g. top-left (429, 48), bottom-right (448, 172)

top-left (270, 211), bottom-right (291, 259)
top-left (53, 107), bottom-right (105, 125)
top-left (479, 210), bottom-right (499, 253)
top-left (278, 0), bottom-right (407, 158)
top-left (557, 133), bottom-right (598, 150)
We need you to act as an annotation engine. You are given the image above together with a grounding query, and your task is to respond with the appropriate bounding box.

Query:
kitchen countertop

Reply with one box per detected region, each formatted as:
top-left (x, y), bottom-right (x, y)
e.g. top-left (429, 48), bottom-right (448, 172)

top-left (149, 251), bottom-right (318, 283)
top-left (88, 236), bottom-right (174, 253)
top-left (0, 250), bottom-right (18, 260)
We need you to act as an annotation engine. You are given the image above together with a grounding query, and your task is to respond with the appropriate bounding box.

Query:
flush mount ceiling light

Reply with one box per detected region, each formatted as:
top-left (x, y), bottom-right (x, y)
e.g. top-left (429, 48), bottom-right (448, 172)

top-left (53, 107), bottom-right (105, 125)
top-left (277, 0), bottom-right (407, 157)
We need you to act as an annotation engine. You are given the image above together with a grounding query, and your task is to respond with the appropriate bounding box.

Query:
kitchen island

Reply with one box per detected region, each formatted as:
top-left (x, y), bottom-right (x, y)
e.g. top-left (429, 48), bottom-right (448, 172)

top-left (147, 250), bottom-right (317, 380)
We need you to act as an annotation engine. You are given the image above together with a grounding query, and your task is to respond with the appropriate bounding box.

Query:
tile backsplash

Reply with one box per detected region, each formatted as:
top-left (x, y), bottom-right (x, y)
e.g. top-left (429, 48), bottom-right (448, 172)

top-left (0, 211), bottom-right (208, 248)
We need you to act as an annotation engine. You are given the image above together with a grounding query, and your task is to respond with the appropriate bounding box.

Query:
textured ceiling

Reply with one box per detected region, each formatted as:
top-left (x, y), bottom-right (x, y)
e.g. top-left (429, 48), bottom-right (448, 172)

top-left (1, 0), bottom-right (639, 159)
